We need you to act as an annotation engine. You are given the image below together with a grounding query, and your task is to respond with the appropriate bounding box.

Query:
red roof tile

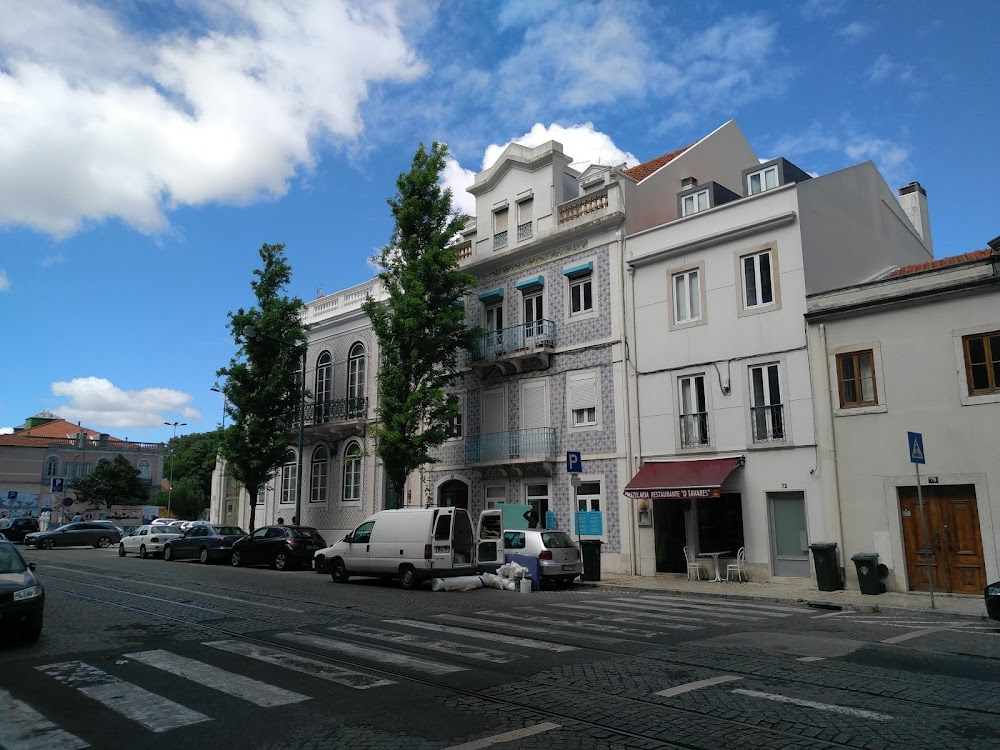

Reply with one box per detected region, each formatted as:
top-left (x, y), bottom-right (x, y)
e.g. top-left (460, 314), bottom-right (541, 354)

top-left (623, 143), bottom-right (696, 182)
top-left (13, 419), bottom-right (119, 441)
top-left (887, 249), bottom-right (995, 279)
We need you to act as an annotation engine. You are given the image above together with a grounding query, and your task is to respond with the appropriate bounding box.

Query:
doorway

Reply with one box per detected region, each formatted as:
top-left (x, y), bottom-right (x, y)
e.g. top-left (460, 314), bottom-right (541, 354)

top-left (768, 492), bottom-right (810, 577)
top-left (899, 485), bottom-right (985, 594)
top-left (653, 499), bottom-right (687, 573)
top-left (438, 479), bottom-right (469, 511)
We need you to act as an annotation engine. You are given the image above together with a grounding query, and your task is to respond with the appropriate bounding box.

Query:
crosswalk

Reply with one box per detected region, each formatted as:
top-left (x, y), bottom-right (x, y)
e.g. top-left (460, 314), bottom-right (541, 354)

top-left (2, 595), bottom-right (811, 748)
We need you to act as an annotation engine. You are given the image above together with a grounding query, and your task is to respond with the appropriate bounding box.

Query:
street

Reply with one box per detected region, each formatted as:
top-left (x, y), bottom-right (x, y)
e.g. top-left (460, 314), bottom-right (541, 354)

top-left (2, 548), bottom-right (1000, 750)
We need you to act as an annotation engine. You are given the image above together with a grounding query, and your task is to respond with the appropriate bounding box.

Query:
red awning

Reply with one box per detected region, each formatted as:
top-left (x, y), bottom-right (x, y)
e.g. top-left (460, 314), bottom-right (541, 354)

top-left (623, 456), bottom-right (744, 500)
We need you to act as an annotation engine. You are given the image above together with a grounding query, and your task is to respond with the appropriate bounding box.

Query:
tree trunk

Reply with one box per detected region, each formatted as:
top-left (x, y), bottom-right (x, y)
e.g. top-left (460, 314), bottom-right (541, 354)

top-left (246, 481), bottom-right (259, 532)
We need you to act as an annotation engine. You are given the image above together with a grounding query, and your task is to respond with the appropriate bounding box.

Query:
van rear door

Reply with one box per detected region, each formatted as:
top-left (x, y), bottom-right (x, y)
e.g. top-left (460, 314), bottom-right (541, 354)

top-left (431, 509), bottom-right (455, 569)
top-left (475, 509), bottom-right (504, 567)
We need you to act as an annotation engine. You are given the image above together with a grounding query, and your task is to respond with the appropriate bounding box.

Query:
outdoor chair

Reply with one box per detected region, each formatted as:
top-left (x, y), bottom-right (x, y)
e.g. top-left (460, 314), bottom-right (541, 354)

top-left (683, 546), bottom-right (706, 581)
top-left (726, 547), bottom-right (748, 582)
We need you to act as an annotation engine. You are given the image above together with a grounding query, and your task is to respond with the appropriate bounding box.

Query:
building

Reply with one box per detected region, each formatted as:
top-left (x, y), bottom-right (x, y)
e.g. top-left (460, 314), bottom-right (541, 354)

top-left (621, 121), bottom-right (934, 583)
top-left (805, 241), bottom-right (1000, 594)
top-left (0, 411), bottom-right (165, 520)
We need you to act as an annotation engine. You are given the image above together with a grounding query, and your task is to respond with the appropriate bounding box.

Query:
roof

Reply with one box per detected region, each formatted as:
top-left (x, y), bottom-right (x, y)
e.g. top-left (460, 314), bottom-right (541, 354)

top-left (886, 249), bottom-right (995, 279)
top-left (11, 419), bottom-right (117, 441)
top-left (623, 143), bottom-right (695, 182)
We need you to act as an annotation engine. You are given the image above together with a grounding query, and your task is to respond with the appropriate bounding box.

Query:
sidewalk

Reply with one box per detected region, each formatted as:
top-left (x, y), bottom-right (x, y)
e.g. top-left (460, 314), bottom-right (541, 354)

top-left (583, 572), bottom-right (990, 620)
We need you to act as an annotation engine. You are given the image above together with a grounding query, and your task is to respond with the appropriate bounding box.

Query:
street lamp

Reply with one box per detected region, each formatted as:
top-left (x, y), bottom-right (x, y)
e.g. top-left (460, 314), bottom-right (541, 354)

top-left (164, 421), bottom-right (187, 516)
top-left (211, 384), bottom-right (227, 524)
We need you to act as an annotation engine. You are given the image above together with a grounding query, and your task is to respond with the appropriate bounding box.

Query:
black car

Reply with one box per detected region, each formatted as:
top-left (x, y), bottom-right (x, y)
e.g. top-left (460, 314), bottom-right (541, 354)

top-left (163, 524), bottom-right (248, 564)
top-left (231, 525), bottom-right (326, 571)
top-left (23, 522), bottom-right (122, 549)
top-left (0, 539), bottom-right (44, 641)
top-left (986, 582), bottom-right (1000, 620)
top-left (1, 517), bottom-right (40, 543)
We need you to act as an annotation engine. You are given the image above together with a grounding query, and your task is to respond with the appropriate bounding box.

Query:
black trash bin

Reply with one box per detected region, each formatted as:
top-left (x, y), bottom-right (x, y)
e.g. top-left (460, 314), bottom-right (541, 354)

top-left (851, 552), bottom-right (885, 595)
top-left (809, 542), bottom-right (842, 592)
top-left (580, 540), bottom-right (603, 582)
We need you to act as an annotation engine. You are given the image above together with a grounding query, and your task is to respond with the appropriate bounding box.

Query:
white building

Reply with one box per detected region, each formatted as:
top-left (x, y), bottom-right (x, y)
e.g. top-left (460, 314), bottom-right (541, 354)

top-left (806, 242), bottom-right (1000, 594)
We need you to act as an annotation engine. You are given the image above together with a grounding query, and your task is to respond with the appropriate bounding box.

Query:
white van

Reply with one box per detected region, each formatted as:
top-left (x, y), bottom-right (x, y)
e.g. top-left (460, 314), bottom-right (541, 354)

top-left (319, 508), bottom-right (505, 589)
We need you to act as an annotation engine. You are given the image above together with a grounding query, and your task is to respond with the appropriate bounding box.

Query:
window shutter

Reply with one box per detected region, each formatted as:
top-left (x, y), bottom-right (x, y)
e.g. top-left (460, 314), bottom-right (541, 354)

top-left (494, 208), bottom-right (508, 232)
top-left (568, 371), bottom-right (597, 411)
top-left (517, 198), bottom-right (533, 223)
top-left (520, 380), bottom-right (547, 429)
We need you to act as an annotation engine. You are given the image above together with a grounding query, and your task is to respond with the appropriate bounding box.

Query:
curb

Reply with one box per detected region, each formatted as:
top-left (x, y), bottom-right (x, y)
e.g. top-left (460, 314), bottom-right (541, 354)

top-left (578, 580), bottom-right (988, 622)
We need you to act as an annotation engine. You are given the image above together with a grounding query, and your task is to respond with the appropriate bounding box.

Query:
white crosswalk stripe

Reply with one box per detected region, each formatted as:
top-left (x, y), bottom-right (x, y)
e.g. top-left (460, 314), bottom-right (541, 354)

top-left (479, 608), bottom-right (659, 638)
top-left (35, 661), bottom-right (211, 733)
top-left (386, 619), bottom-right (579, 652)
top-left (431, 613), bottom-right (627, 644)
top-left (0, 688), bottom-right (89, 750)
top-left (546, 602), bottom-right (707, 627)
top-left (607, 597), bottom-right (771, 621)
top-left (636, 594), bottom-right (807, 615)
top-left (330, 623), bottom-right (524, 663)
top-left (274, 631), bottom-right (468, 675)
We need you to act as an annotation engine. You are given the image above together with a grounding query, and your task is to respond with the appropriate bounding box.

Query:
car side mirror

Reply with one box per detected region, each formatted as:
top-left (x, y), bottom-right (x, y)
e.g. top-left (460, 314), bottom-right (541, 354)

top-left (28, 562), bottom-right (36, 571)
top-left (344, 534), bottom-right (353, 543)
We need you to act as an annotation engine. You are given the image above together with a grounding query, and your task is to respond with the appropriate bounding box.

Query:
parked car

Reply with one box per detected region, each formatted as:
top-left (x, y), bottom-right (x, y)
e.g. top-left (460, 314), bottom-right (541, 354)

top-left (23, 522), bottom-right (122, 550)
top-left (1, 517), bottom-right (40, 543)
top-left (0, 539), bottom-right (44, 640)
top-left (163, 524), bottom-right (248, 564)
top-left (986, 582), bottom-right (1000, 620)
top-left (231, 525), bottom-right (325, 570)
top-left (503, 529), bottom-right (582, 586)
top-left (119, 524), bottom-right (183, 558)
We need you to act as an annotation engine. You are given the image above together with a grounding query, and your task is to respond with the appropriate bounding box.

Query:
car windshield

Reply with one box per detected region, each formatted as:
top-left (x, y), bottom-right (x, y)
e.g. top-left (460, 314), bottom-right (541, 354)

top-left (540, 532), bottom-right (575, 548)
top-left (54, 524), bottom-right (75, 531)
top-left (290, 528), bottom-right (322, 540)
top-left (213, 526), bottom-right (245, 536)
top-left (0, 544), bottom-right (28, 574)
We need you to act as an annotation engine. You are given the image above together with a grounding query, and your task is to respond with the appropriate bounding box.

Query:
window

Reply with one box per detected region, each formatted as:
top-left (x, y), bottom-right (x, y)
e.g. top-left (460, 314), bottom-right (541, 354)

top-left (568, 370), bottom-right (598, 427)
top-left (742, 249), bottom-right (775, 309)
top-left (137, 459), bottom-right (150, 480)
top-left (697, 493), bottom-right (744, 554)
top-left (310, 446), bottom-right (328, 503)
top-left (749, 363), bottom-right (784, 442)
top-left (746, 165), bottom-right (778, 195)
top-left (342, 441), bottom-right (363, 502)
top-left (673, 269), bottom-right (701, 323)
top-left (434, 514), bottom-right (451, 541)
top-left (447, 402), bottom-right (463, 440)
top-left (516, 198), bottom-right (533, 241)
top-left (44, 456), bottom-right (59, 477)
top-left (315, 351), bottom-right (332, 419)
top-left (681, 189), bottom-right (709, 216)
top-left (493, 207), bottom-right (508, 250)
top-left (679, 375), bottom-right (709, 447)
top-left (484, 485), bottom-right (506, 509)
top-left (525, 483), bottom-right (549, 521)
top-left (837, 350), bottom-right (878, 407)
top-left (504, 531), bottom-right (526, 549)
top-left (351, 521), bottom-right (374, 544)
top-left (522, 290), bottom-right (543, 339)
top-left (575, 481), bottom-right (601, 512)
top-left (570, 275), bottom-right (593, 315)
top-left (256, 486), bottom-right (265, 505)
top-left (347, 343), bottom-right (366, 418)
top-left (280, 452), bottom-right (296, 505)
top-left (963, 331), bottom-right (1000, 395)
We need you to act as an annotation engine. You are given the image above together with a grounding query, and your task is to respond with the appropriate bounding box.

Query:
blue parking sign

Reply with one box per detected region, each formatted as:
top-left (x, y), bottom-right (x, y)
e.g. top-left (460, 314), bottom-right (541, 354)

top-left (566, 451), bottom-right (582, 473)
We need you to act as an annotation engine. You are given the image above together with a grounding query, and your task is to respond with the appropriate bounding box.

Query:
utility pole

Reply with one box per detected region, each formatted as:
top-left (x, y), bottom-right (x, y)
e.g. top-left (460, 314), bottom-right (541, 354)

top-left (164, 421), bottom-right (187, 516)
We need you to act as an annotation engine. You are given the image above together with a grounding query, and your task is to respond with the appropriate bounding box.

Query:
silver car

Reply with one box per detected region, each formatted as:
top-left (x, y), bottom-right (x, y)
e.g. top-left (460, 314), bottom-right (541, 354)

top-left (23, 522), bottom-right (122, 550)
top-left (503, 529), bottom-right (582, 586)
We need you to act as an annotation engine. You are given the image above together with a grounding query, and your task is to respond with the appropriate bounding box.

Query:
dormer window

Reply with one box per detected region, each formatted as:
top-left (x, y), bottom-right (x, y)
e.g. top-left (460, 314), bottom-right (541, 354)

top-left (493, 207), bottom-right (509, 250)
top-left (516, 197), bottom-right (533, 241)
top-left (746, 165), bottom-right (779, 195)
top-left (681, 189), bottom-right (709, 217)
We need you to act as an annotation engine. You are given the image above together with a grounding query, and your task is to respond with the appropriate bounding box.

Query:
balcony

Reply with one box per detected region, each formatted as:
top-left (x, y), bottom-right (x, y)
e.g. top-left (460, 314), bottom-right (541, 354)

top-left (558, 187), bottom-right (609, 225)
top-left (469, 321), bottom-right (556, 373)
top-left (465, 427), bottom-right (557, 468)
top-left (750, 405), bottom-right (785, 443)
top-left (679, 413), bottom-right (710, 448)
top-left (300, 397), bottom-right (368, 440)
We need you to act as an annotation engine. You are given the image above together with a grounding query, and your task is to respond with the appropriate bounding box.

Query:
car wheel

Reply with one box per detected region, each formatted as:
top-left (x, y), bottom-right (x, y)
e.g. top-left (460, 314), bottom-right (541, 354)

top-left (330, 558), bottom-right (349, 583)
top-left (314, 555), bottom-right (325, 574)
top-left (118, 543), bottom-right (126, 557)
top-left (399, 565), bottom-right (418, 590)
top-left (231, 550), bottom-right (242, 567)
top-left (41, 538), bottom-right (54, 550)
top-left (139, 545), bottom-right (148, 559)
top-left (163, 545), bottom-right (174, 562)
top-left (23, 612), bottom-right (43, 642)
top-left (274, 551), bottom-right (292, 571)
top-left (199, 547), bottom-right (210, 564)
top-left (96, 536), bottom-right (112, 549)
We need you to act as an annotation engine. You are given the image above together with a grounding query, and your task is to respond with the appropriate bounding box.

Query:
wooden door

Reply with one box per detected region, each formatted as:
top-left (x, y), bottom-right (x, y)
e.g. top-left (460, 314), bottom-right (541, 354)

top-left (899, 485), bottom-right (985, 594)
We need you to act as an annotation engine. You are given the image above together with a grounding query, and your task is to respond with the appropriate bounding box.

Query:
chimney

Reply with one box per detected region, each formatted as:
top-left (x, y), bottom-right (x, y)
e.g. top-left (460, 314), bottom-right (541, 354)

top-left (898, 181), bottom-right (933, 254)
top-left (681, 176), bottom-right (699, 189)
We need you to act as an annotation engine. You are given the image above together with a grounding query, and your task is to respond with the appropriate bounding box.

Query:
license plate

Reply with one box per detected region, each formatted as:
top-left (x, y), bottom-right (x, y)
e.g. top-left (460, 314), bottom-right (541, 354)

top-left (561, 564), bottom-right (576, 571)
top-left (306, 545), bottom-right (318, 550)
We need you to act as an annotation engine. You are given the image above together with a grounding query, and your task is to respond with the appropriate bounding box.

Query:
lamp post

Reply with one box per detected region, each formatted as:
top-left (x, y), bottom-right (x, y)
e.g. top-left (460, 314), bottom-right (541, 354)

top-left (211, 385), bottom-right (227, 523)
top-left (163, 421), bottom-right (187, 516)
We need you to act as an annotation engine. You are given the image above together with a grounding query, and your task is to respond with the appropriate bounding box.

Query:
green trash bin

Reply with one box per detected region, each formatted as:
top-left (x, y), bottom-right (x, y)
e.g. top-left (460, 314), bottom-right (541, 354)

top-left (809, 542), bottom-right (842, 592)
top-left (851, 552), bottom-right (885, 595)
top-left (580, 540), bottom-right (603, 582)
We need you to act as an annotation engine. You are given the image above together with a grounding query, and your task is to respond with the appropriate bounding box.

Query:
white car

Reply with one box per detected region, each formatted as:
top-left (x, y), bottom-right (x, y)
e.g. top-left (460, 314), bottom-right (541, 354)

top-left (118, 524), bottom-right (182, 559)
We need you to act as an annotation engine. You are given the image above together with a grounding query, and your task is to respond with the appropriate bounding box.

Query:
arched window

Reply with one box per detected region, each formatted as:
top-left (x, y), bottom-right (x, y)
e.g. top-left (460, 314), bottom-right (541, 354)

top-left (280, 451), bottom-right (297, 505)
top-left (137, 459), bottom-right (150, 480)
top-left (44, 456), bottom-right (60, 477)
top-left (315, 351), bottom-right (332, 420)
top-left (342, 441), bottom-right (363, 502)
top-left (310, 446), bottom-right (328, 503)
top-left (347, 343), bottom-right (366, 418)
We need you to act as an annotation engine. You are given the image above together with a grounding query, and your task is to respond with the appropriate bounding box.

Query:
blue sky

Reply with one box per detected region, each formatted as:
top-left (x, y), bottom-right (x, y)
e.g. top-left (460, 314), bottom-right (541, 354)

top-left (1, 0), bottom-right (997, 442)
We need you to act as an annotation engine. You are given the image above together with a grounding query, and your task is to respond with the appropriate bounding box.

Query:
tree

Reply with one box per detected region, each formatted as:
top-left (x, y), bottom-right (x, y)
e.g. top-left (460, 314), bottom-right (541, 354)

top-left (164, 430), bottom-right (224, 499)
top-left (363, 143), bottom-right (478, 501)
top-left (152, 477), bottom-right (206, 522)
top-left (217, 243), bottom-right (306, 532)
top-left (72, 455), bottom-right (149, 508)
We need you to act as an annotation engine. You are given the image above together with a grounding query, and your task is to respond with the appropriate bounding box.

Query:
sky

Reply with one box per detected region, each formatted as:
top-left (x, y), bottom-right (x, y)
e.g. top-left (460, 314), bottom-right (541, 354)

top-left (1, 0), bottom-right (997, 442)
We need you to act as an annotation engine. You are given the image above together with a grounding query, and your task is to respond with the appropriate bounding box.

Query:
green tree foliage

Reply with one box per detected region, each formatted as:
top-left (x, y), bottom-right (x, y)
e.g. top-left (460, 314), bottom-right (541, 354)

top-left (152, 477), bottom-right (206, 522)
top-left (217, 243), bottom-right (306, 531)
top-left (362, 143), bottom-right (478, 500)
top-left (72, 455), bottom-right (149, 508)
top-left (164, 430), bottom-right (223, 500)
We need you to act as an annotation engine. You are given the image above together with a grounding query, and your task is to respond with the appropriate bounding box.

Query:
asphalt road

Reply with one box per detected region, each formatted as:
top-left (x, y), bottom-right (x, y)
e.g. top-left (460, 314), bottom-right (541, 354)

top-left (2, 546), bottom-right (1000, 750)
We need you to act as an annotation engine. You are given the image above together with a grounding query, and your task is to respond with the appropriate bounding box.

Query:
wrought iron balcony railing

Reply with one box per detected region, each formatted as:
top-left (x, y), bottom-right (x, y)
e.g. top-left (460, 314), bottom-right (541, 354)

top-left (470, 320), bottom-right (555, 363)
top-left (750, 404), bottom-right (785, 443)
top-left (302, 397), bottom-right (368, 426)
top-left (465, 427), bottom-right (557, 464)
top-left (679, 413), bottom-right (710, 448)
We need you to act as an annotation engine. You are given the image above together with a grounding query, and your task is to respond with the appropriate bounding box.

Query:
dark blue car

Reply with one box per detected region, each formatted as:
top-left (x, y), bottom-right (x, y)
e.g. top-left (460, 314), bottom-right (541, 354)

top-left (0, 539), bottom-right (44, 641)
top-left (162, 524), bottom-right (247, 564)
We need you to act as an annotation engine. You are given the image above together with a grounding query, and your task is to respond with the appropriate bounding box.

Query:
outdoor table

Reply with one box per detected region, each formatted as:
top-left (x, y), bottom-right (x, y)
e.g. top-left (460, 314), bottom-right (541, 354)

top-left (698, 550), bottom-right (731, 582)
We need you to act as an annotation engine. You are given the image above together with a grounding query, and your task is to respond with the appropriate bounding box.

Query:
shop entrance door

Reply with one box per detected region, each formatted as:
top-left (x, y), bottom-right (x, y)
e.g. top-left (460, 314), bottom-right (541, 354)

top-left (768, 492), bottom-right (810, 577)
top-left (653, 499), bottom-right (687, 573)
top-left (899, 485), bottom-right (984, 594)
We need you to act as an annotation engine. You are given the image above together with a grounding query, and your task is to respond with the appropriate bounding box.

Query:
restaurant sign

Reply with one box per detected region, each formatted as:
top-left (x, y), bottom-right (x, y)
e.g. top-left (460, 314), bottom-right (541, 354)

top-left (623, 487), bottom-right (720, 500)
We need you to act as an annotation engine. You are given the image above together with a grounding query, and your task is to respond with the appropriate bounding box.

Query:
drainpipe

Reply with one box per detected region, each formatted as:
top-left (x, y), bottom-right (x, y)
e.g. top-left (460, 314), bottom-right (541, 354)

top-left (617, 179), bottom-right (640, 575)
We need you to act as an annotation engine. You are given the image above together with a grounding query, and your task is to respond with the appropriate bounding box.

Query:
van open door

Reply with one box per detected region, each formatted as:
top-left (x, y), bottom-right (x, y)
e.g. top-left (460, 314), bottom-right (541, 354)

top-left (475, 509), bottom-right (504, 567)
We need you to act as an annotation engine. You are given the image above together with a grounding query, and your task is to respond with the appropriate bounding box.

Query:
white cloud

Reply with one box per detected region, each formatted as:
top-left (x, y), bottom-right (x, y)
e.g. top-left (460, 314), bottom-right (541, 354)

top-left (50, 377), bottom-right (201, 429)
top-left (442, 158), bottom-right (477, 217)
top-left (868, 54), bottom-right (916, 85)
top-left (801, 0), bottom-right (846, 21)
top-left (836, 20), bottom-right (874, 43)
top-left (0, 427), bottom-right (13, 435)
top-left (0, 269), bottom-right (9, 292)
top-left (844, 137), bottom-right (911, 185)
top-left (0, 0), bottom-right (426, 238)
top-left (40, 253), bottom-right (65, 268)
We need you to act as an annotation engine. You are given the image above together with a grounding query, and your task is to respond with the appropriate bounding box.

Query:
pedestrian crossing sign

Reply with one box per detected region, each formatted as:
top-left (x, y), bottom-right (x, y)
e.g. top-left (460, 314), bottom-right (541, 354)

top-left (907, 431), bottom-right (925, 464)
